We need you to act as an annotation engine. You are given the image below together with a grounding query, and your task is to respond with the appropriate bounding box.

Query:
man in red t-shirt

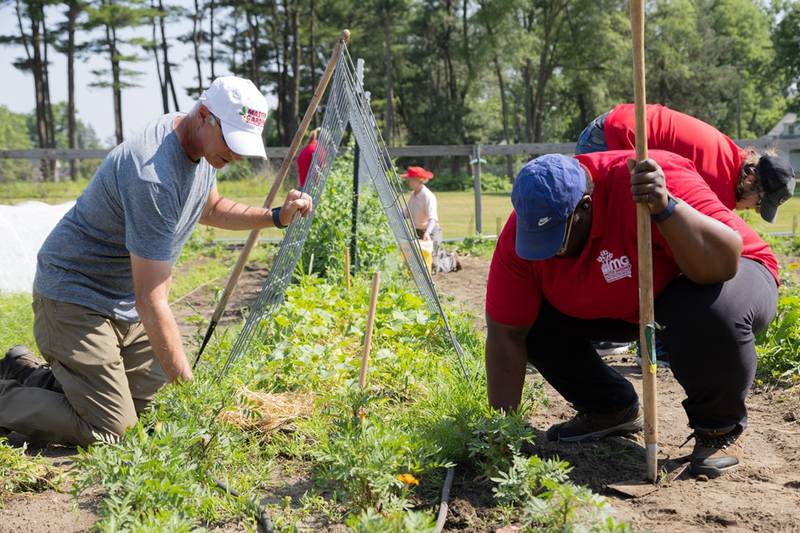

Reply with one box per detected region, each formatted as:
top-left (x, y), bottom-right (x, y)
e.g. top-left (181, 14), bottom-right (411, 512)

top-left (576, 103), bottom-right (795, 222)
top-left (296, 128), bottom-right (319, 189)
top-left (486, 151), bottom-right (778, 478)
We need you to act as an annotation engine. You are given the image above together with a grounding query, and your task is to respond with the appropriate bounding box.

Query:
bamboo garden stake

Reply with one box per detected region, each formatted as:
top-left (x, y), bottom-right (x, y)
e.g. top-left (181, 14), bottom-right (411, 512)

top-left (344, 244), bottom-right (351, 291)
top-left (359, 272), bottom-right (381, 389)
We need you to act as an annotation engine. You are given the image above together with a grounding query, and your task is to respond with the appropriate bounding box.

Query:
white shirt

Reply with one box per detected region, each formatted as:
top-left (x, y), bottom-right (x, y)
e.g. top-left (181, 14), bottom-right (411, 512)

top-left (407, 185), bottom-right (438, 230)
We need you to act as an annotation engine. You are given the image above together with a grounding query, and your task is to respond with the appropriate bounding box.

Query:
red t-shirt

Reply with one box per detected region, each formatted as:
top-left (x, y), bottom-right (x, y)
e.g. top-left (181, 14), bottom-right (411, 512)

top-left (297, 139), bottom-right (317, 188)
top-left (486, 150), bottom-right (779, 328)
top-left (604, 104), bottom-right (747, 209)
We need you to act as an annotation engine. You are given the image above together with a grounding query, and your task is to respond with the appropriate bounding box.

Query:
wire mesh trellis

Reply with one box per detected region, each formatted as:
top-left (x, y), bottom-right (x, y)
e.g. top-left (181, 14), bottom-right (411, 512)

top-left (340, 47), bottom-right (469, 378)
top-left (217, 47), bottom-right (469, 380)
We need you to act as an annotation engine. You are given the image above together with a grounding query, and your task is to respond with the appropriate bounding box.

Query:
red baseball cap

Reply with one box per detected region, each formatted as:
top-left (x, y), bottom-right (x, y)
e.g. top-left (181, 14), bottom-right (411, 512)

top-left (400, 166), bottom-right (434, 180)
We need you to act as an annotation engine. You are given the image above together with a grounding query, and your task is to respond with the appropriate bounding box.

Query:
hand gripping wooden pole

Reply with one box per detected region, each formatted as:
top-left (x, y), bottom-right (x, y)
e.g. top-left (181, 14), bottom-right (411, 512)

top-left (193, 30), bottom-right (351, 368)
top-left (630, 0), bottom-right (659, 482)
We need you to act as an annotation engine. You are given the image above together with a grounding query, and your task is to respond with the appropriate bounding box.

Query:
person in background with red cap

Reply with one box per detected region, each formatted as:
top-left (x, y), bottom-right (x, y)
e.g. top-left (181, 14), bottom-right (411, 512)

top-left (401, 166), bottom-right (460, 273)
top-left (0, 76), bottom-right (313, 447)
top-left (486, 151), bottom-right (778, 478)
top-left (402, 166), bottom-right (438, 240)
top-left (297, 128), bottom-right (319, 189)
top-left (577, 103), bottom-right (796, 223)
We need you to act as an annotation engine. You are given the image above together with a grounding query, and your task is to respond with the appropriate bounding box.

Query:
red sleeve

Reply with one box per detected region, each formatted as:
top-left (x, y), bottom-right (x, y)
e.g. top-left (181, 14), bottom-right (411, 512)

top-left (603, 104), bottom-right (637, 151)
top-left (653, 151), bottom-right (780, 284)
top-left (486, 212), bottom-right (543, 327)
top-left (297, 142), bottom-right (315, 188)
top-left (606, 104), bottom-right (743, 209)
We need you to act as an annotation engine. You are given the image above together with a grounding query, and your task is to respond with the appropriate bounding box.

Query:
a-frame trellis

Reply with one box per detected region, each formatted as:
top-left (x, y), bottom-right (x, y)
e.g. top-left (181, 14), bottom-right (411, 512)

top-left (216, 41), bottom-right (469, 380)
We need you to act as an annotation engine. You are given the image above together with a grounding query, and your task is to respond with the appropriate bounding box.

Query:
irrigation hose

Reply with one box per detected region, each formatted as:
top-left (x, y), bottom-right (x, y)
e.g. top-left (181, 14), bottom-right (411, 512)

top-left (434, 466), bottom-right (456, 533)
top-left (212, 476), bottom-right (274, 533)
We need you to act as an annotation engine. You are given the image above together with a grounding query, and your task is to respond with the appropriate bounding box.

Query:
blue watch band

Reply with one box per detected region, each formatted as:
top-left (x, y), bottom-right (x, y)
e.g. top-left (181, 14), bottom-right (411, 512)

top-left (271, 207), bottom-right (288, 229)
top-left (651, 196), bottom-right (678, 223)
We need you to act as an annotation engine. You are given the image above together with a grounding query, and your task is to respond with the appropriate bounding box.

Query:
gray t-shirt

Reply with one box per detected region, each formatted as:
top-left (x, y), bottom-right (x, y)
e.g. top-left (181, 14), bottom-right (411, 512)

top-left (34, 113), bottom-right (216, 321)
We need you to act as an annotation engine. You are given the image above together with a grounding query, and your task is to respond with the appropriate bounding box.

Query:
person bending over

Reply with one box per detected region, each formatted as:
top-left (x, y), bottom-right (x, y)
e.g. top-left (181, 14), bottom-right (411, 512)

top-left (486, 151), bottom-right (778, 478)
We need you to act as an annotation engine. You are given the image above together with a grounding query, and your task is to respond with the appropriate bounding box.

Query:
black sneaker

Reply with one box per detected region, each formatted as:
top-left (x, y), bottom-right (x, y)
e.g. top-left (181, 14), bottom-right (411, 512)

top-left (546, 402), bottom-right (643, 442)
top-left (1, 345), bottom-right (40, 382)
top-left (593, 341), bottom-right (631, 356)
top-left (687, 425), bottom-right (744, 478)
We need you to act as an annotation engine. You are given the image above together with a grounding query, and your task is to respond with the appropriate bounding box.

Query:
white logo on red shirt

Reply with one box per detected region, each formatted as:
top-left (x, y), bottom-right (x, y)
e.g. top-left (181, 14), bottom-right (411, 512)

top-left (597, 249), bottom-right (632, 283)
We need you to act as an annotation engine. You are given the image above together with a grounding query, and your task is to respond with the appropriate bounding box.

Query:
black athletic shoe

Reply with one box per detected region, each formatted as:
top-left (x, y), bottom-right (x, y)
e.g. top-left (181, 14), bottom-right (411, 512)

top-left (593, 341), bottom-right (631, 356)
top-left (546, 402), bottom-right (643, 442)
top-left (0, 345), bottom-right (40, 382)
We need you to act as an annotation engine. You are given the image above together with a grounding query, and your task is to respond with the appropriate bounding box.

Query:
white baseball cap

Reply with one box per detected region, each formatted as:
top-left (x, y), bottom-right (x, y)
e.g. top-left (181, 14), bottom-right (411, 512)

top-left (199, 76), bottom-right (269, 159)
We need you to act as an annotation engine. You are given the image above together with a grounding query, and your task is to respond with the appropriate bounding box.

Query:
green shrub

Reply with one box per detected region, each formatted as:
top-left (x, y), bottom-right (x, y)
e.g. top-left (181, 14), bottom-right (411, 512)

top-left (428, 171), bottom-right (511, 192)
top-left (756, 290), bottom-right (800, 384)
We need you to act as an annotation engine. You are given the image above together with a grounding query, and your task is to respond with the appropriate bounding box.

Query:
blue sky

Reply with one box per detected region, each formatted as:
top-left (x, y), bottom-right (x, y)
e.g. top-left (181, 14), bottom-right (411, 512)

top-left (0, 1), bottom-right (233, 145)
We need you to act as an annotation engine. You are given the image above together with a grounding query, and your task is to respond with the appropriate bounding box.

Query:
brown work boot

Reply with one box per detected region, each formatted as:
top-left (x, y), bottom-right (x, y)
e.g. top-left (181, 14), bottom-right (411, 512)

top-left (688, 425), bottom-right (744, 478)
top-left (546, 402), bottom-right (643, 442)
top-left (0, 345), bottom-right (41, 383)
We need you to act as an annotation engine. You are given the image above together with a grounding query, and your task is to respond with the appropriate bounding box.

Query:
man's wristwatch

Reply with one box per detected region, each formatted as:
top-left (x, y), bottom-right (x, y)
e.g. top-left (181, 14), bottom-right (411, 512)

top-left (271, 207), bottom-right (288, 229)
top-left (651, 196), bottom-right (678, 223)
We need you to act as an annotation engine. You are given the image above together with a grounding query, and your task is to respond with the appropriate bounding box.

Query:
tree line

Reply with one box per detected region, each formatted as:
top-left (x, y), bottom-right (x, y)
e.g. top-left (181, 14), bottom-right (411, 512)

top-left (2, 0), bottom-right (800, 181)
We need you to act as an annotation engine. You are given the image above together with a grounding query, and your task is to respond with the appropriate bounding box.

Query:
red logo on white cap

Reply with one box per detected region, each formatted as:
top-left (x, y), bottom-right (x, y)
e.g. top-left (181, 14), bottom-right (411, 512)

top-left (239, 106), bottom-right (266, 128)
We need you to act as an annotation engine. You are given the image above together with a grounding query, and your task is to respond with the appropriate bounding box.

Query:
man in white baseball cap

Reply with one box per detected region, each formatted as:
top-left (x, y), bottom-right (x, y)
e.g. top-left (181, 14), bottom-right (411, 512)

top-left (0, 76), bottom-right (312, 446)
top-left (199, 76), bottom-right (269, 159)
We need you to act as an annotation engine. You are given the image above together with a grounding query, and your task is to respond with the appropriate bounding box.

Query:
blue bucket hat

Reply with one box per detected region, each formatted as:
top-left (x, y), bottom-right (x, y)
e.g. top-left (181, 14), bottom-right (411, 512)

top-left (512, 154), bottom-right (587, 260)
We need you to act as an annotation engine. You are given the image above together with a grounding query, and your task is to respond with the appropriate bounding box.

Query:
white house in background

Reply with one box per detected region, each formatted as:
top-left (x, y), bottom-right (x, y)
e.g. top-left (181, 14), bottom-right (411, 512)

top-left (765, 113), bottom-right (800, 171)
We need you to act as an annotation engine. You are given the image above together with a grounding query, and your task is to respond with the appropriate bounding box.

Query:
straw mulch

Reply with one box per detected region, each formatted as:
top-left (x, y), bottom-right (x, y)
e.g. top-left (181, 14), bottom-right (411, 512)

top-left (219, 387), bottom-right (316, 435)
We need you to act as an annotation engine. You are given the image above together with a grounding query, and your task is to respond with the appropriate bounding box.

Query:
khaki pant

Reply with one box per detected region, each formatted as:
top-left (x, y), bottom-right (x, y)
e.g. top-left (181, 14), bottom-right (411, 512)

top-left (0, 293), bottom-right (167, 446)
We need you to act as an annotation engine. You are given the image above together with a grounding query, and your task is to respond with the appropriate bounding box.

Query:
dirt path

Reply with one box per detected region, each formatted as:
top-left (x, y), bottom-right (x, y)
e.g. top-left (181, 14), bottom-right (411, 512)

top-left (434, 254), bottom-right (800, 532)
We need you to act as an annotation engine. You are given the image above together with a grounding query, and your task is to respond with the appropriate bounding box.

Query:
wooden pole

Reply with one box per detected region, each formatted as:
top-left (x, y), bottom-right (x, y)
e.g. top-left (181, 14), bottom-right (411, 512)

top-left (193, 30), bottom-right (351, 368)
top-left (344, 244), bottom-right (351, 291)
top-left (631, 0), bottom-right (658, 482)
top-left (359, 272), bottom-right (381, 389)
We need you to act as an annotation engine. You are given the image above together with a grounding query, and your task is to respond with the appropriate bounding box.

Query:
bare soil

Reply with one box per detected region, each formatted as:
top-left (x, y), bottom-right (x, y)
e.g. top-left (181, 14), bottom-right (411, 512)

top-left (434, 252), bottom-right (800, 532)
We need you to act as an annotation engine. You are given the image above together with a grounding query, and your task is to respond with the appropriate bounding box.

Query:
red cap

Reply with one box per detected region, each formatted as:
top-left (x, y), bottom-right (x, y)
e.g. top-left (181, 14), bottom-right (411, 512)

top-left (400, 166), bottom-right (434, 180)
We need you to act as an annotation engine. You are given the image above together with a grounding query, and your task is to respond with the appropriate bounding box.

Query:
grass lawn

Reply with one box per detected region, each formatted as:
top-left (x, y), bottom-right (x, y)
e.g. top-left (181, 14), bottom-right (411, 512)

top-left (0, 176), bottom-right (512, 241)
top-left (7, 175), bottom-right (800, 239)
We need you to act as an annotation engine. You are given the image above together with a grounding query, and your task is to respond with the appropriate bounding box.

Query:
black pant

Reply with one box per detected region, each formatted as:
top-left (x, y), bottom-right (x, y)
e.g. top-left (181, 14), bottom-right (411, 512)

top-left (526, 258), bottom-right (778, 431)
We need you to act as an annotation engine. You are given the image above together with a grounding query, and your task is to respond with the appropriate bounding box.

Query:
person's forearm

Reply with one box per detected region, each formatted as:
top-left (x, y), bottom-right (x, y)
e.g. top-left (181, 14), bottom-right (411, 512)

top-left (137, 299), bottom-right (192, 382)
top-left (201, 195), bottom-right (272, 230)
top-left (656, 201), bottom-right (742, 284)
top-left (486, 318), bottom-right (530, 411)
top-left (425, 217), bottom-right (437, 236)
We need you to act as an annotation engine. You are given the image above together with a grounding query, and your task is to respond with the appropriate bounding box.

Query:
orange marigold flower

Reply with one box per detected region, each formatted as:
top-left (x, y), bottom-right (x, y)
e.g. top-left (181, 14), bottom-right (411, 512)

top-left (397, 473), bottom-right (420, 486)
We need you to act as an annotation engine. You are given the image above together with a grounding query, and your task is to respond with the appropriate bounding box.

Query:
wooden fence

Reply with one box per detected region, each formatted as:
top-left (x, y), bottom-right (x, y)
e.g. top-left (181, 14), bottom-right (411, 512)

top-left (3, 138), bottom-right (800, 234)
top-left (3, 137), bottom-right (800, 161)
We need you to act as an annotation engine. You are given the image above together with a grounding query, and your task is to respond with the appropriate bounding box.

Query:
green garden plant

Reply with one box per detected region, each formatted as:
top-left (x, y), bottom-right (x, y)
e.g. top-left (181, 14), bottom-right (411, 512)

top-left (491, 454), bottom-right (572, 507)
top-left (756, 290), bottom-right (800, 383)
